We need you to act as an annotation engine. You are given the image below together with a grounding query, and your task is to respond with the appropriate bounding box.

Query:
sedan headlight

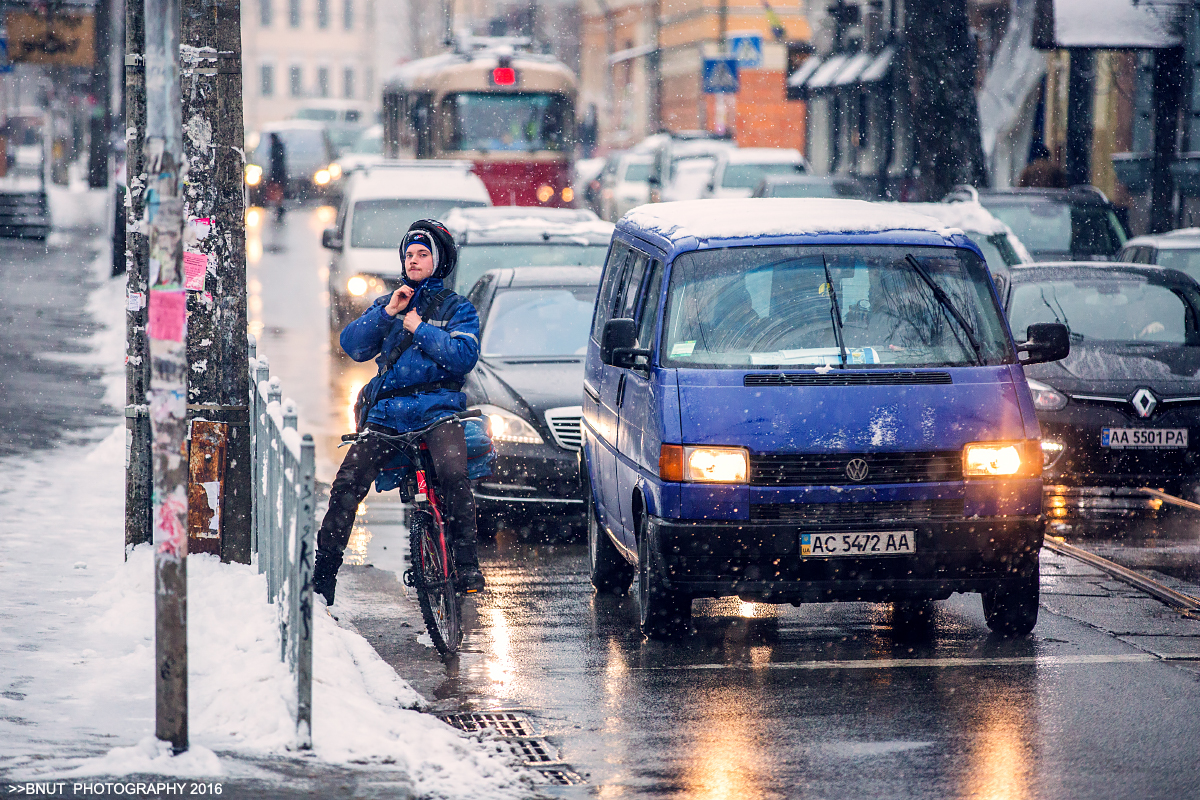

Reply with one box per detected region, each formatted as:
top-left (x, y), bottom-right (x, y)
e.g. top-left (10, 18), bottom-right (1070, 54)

top-left (1027, 379), bottom-right (1067, 412)
top-left (244, 163), bottom-right (263, 186)
top-left (962, 441), bottom-right (1040, 478)
top-left (346, 276), bottom-right (368, 296)
top-left (313, 169), bottom-right (332, 186)
top-left (328, 162), bottom-right (342, 180)
top-left (659, 444), bottom-right (749, 483)
top-left (473, 404), bottom-right (543, 445)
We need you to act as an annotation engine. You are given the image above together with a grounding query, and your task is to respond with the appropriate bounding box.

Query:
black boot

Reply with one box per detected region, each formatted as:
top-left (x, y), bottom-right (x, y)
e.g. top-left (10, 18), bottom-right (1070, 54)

top-left (454, 540), bottom-right (485, 593)
top-left (313, 549), bottom-right (343, 606)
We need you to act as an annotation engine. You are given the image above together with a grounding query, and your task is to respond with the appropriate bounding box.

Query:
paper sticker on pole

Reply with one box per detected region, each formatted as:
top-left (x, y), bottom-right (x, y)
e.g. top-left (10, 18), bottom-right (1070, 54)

top-left (703, 57), bottom-right (740, 94)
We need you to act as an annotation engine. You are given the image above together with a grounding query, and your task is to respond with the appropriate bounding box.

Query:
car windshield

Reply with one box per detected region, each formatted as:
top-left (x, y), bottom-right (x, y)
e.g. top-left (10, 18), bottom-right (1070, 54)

top-left (1154, 248), bottom-right (1200, 283)
top-left (623, 162), bottom-right (651, 182)
top-left (481, 286), bottom-right (598, 357)
top-left (455, 243), bottom-right (610, 293)
top-left (350, 130), bottom-right (383, 155)
top-left (722, 162), bottom-right (802, 189)
top-left (1008, 276), bottom-right (1199, 345)
top-left (253, 129), bottom-right (330, 168)
top-left (662, 245), bottom-right (1012, 368)
top-left (441, 92), bottom-right (570, 152)
top-left (350, 199), bottom-right (487, 248)
top-left (970, 232), bottom-right (1022, 269)
top-left (983, 200), bottom-right (1126, 256)
top-left (295, 108), bottom-right (339, 122)
top-left (767, 180), bottom-right (864, 198)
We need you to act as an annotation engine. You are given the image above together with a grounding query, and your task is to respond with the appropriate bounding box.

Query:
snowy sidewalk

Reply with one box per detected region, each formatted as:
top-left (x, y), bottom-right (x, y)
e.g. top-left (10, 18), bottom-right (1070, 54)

top-left (0, 256), bottom-right (535, 798)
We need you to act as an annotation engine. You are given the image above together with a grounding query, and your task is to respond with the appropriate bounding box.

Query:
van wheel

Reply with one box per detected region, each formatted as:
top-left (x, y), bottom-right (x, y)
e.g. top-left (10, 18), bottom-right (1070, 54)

top-left (588, 491), bottom-right (632, 594)
top-left (982, 559), bottom-right (1040, 636)
top-left (636, 516), bottom-right (690, 639)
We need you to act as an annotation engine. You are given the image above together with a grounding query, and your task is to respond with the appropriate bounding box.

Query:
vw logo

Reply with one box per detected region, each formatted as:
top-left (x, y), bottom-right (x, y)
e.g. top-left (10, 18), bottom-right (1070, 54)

top-left (1131, 388), bottom-right (1158, 419)
top-left (845, 458), bottom-right (870, 482)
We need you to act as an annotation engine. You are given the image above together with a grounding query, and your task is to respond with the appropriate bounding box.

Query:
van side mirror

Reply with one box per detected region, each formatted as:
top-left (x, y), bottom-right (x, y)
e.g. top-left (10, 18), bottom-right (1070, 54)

top-left (1018, 322), bottom-right (1070, 365)
top-left (321, 227), bottom-right (343, 251)
top-left (601, 318), bottom-right (650, 369)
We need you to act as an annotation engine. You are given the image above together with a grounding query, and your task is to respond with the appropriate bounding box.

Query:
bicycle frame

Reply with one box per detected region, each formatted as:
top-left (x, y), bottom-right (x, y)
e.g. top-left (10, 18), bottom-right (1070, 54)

top-left (414, 459), bottom-right (451, 584)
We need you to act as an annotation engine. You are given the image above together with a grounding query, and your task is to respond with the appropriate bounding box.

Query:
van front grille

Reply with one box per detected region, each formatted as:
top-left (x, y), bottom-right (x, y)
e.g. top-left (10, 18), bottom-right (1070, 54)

top-left (750, 499), bottom-right (965, 523)
top-left (744, 371), bottom-right (952, 387)
top-left (750, 451), bottom-right (963, 486)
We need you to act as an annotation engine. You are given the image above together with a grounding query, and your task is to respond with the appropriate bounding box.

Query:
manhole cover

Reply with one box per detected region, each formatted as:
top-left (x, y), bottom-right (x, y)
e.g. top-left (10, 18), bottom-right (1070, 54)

top-left (510, 738), bottom-right (559, 764)
top-left (439, 711), bottom-right (536, 737)
top-left (536, 767), bottom-right (586, 786)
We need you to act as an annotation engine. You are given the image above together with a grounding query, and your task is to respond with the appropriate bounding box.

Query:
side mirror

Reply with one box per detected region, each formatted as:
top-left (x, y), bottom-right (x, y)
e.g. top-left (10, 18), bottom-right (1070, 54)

top-left (1018, 322), bottom-right (1070, 365)
top-left (321, 227), bottom-right (343, 251)
top-left (601, 318), bottom-right (650, 370)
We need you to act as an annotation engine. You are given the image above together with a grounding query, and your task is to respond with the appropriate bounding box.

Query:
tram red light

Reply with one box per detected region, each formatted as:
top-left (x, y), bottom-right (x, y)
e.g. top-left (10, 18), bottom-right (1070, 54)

top-left (492, 67), bottom-right (517, 86)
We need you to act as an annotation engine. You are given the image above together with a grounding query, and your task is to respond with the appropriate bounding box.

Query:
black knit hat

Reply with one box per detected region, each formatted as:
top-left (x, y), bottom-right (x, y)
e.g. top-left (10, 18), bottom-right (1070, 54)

top-left (400, 219), bottom-right (458, 281)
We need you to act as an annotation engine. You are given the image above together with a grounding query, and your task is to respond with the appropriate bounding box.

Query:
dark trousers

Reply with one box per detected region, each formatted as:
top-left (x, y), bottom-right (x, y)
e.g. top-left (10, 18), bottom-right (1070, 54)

top-left (317, 422), bottom-right (478, 557)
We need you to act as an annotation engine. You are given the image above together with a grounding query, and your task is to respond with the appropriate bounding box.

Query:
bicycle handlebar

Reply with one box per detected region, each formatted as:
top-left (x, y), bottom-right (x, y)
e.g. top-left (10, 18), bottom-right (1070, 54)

top-left (340, 408), bottom-right (484, 445)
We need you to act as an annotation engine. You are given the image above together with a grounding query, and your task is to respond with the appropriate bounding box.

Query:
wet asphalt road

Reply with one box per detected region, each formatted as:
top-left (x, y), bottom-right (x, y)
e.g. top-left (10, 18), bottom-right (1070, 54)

top-left (256, 207), bottom-right (1200, 798)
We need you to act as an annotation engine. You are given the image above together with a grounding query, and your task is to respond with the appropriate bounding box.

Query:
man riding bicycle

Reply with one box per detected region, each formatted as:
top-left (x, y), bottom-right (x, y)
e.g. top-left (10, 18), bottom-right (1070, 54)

top-left (313, 219), bottom-right (485, 605)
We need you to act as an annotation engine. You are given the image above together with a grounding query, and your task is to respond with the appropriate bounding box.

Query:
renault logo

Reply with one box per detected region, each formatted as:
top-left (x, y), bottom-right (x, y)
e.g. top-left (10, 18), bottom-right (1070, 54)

top-left (845, 458), bottom-right (870, 482)
top-left (1131, 388), bottom-right (1158, 419)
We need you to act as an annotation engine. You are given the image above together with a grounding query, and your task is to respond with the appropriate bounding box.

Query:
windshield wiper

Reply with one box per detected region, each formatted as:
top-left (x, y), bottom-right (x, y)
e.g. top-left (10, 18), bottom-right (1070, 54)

top-left (822, 256), bottom-right (848, 368)
top-left (904, 254), bottom-right (984, 365)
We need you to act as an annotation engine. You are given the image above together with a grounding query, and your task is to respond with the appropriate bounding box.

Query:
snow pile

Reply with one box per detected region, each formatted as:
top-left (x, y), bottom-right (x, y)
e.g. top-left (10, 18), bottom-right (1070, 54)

top-left (625, 198), bottom-right (956, 242)
top-left (0, 262), bottom-right (529, 797)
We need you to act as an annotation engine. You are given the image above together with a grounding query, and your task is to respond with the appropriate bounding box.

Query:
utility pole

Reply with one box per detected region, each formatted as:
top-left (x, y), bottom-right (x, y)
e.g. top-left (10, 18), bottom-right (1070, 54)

top-left (145, 0), bottom-right (189, 754)
top-left (180, 0), bottom-right (251, 564)
top-left (89, 0), bottom-right (113, 188)
top-left (125, 0), bottom-right (152, 554)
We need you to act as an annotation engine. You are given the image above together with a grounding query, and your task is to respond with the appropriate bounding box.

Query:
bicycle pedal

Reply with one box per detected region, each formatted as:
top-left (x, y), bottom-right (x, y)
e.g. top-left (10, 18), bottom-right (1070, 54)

top-left (402, 569), bottom-right (417, 587)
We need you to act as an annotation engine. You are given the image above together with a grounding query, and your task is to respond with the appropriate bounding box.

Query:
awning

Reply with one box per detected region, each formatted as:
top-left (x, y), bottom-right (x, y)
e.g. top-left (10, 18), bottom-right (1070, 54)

top-left (804, 54), bottom-right (849, 93)
top-left (791, 47), bottom-right (896, 97)
top-left (859, 46), bottom-right (895, 84)
top-left (786, 55), bottom-right (824, 90)
top-left (833, 52), bottom-right (874, 86)
top-left (1033, 0), bottom-right (1184, 50)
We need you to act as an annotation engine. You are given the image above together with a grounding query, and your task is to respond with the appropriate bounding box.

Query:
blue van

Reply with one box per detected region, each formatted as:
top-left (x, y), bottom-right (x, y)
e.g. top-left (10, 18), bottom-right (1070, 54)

top-left (581, 199), bottom-right (1069, 638)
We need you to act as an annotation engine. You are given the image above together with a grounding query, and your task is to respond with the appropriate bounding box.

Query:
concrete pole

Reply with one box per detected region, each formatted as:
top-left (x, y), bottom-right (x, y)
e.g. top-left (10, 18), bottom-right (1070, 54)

top-left (125, 0), bottom-right (153, 555)
top-left (180, 0), bottom-right (251, 565)
top-left (145, 0), bottom-right (189, 754)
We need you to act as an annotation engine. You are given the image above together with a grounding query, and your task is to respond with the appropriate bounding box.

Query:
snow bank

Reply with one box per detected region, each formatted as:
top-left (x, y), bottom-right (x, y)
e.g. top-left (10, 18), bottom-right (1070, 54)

top-left (0, 267), bottom-right (529, 798)
top-left (624, 198), bottom-right (955, 242)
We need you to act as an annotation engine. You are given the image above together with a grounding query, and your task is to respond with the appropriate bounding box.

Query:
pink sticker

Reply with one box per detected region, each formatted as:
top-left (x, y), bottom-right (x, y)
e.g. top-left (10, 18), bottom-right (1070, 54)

top-left (148, 289), bottom-right (187, 342)
top-left (183, 251), bottom-right (208, 291)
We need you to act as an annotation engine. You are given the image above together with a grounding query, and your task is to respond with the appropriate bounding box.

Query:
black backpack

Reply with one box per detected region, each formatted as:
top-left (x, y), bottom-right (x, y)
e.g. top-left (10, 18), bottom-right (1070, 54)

top-left (352, 289), bottom-right (461, 431)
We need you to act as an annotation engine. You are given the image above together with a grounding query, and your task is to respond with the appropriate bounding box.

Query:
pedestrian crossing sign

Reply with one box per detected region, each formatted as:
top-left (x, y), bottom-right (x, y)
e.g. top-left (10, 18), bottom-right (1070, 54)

top-left (729, 34), bottom-right (763, 69)
top-left (702, 58), bottom-right (740, 94)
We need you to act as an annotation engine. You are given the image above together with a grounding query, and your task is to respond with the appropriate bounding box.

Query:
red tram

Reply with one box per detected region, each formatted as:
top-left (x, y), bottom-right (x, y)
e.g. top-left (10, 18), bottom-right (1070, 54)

top-left (381, 40), bottom-right (577, 207)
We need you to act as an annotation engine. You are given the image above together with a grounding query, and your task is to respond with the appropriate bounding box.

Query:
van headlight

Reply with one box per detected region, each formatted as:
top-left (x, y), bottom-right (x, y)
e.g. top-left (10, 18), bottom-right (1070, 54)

top-left (314, 169), bottom-right (332, 186)
top-left (659, 444), bottom-right (748, 483)
top-left (962, 442), bottom-right (1037, 477)
top-left (473, 404), bottom-right (543, 445)
top-left (244, 163), bottom-right (263, 186)
top-left (1027, 379), bottom-right (1067, 411)
top-left (346, 276), bottom-right (368, 296)
top-left (328, 162), bottom-right (342, 180)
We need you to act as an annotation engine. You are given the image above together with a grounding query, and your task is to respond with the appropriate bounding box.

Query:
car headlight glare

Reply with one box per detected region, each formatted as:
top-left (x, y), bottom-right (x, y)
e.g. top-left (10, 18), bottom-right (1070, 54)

top-left (328, 162), bottom-right (342, 180)
top-left (472, 404), bottom-right (543, 445)
top-left (659, 444), bottom-right (748, 483)
top-left (963, 442), bottom-right (1024, 477)
top-left (244, 163), bottom-right (263, 186)
top-left (536, 184), bottom-right (555, 203)
top-left (1027, 379), bottom-right (1067, 412)
top-left (561, 187), bottom-right (574, 202)
top-left (346, 276), bottom-right (368, 296)
top-left (314, 169), bottom-right (331, 186)
top-left (1041, 439), bottom-right (1065, 468)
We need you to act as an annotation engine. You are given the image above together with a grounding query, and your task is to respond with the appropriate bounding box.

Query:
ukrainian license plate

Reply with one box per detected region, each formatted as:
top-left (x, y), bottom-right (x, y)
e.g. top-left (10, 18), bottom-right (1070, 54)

top-left (1101, 428), bottom-right (1188, 449)
top-left (800, 531), bottom-right (917, 558)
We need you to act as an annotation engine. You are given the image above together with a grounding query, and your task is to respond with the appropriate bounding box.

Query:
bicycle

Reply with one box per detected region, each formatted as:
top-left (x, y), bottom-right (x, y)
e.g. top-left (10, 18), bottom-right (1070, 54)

top-left (340, 409), bottom-right (483, 657)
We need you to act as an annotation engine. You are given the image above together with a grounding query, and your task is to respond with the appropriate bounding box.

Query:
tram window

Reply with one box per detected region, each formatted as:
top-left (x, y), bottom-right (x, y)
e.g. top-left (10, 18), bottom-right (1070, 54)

top-left (440, 93), bottom-right (570, 153)
top-left (411, 94), bottom-right (433, 158)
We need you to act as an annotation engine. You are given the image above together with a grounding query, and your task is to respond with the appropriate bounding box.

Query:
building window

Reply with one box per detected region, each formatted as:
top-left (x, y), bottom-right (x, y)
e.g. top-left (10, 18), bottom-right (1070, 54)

top-left (289, 66), bottom-right (303, 97)
top-left (260, 64), bottom-right (275, 97)
top-left (288, 0), bottom-right (300, 27)
top-left (343, 0), bottom-right (353, 30)
top-left (317, 67), bottom-right (330, 98)
top-left (364, 67), bottom-right (373, 100)
top-left (342, 67), bottom-right (354, 99)
top-left (259, 0), bottom-right (272, 26)
top-left (317, 0), bottom-right (329, 28)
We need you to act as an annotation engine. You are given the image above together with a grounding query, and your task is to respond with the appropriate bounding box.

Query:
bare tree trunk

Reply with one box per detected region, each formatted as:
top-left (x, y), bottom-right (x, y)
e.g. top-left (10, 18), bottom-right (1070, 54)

top-left (904, 0), bottom-right (988, 199)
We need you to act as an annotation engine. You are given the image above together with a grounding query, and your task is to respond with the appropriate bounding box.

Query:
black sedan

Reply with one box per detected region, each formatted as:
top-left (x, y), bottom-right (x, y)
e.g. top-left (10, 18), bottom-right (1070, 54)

top-left (463, 266), bottom-right (601, 537)
top-left (1005, 263), bottom-right (1200, 526)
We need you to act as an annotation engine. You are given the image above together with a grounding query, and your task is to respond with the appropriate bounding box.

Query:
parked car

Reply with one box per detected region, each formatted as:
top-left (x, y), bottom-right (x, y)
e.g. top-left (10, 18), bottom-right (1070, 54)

top-left (704, 148), bottom-right (808, 199)
top-left (944, 185), bottom-right (1127, 262)
top-left (326, 124), bottom-right (385, 201)
top-left (321, 162), bottom-right (491, 337)
top-left (463, 266), bottom-right (601, 537)
top-left (661, 157), bottom-right (717, 203)
top-left (443, 206), bottom-right (615, 293)
top-left (899, 201), bottom-right (1034, 296)
top-left (601, 153), bottom-right (652, 221)
top-left (573, 156), bottom-right (608, 217)
top-left (584, 198), bottom-right (1068, 638)
top-left (245, 121), bottom-right (338, 203)
top-left (637, 130), bottom-right (735, 202)
top-left (293, 100), bottom-right (370, 152)
top-left (753, 174), bottom-right (868, 200)
top-left (1119, 228), bottom-right (1200, 283)
top-left (1004, 262), bottom-right (1200, 526)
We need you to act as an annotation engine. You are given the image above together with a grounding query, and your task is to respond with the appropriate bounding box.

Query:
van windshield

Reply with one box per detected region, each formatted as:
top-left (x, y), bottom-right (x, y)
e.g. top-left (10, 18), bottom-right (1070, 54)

top-left (661, 245), bottom-right (1013, 368)
top-left (351, 199), bottom-right (488, 248)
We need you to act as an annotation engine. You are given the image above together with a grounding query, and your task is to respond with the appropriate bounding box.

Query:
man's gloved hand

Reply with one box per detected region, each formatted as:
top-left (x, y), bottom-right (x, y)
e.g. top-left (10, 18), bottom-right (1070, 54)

top-left (385, 285), bottom-right (414, 317)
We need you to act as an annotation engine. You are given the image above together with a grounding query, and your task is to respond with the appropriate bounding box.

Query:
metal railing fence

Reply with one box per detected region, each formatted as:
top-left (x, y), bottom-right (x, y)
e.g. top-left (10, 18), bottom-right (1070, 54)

top-left (247, 335), bottom-right (314, 749)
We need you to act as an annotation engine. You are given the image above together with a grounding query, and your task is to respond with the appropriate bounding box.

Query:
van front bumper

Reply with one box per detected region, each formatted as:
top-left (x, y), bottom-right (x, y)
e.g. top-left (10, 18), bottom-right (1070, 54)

top-left (646, 515), bottom-right (1043, 603)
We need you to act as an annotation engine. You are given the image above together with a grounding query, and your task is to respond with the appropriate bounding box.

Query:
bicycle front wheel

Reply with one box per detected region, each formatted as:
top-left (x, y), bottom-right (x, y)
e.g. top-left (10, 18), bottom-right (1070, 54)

top-left (409, 508), bottom-right (463, 656)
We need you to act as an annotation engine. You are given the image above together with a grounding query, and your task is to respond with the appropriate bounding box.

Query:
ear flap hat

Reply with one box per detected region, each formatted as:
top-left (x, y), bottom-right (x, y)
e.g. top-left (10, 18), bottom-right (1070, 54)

top-left (400, 219), bottom-right (459, 282)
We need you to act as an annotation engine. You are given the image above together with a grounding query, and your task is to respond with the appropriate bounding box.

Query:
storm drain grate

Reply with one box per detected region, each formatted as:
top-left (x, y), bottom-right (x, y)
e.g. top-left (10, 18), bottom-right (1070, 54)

top-left (439, 711), bottom-right (537, 737)
top-left (510, 738), bottom-right (559, 764)
top-left (536, 767), bottom-right (587, 786)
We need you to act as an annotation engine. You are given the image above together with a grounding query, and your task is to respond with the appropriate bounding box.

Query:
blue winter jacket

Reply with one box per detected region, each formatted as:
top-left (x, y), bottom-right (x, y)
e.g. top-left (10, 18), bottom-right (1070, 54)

top-left (340, 277), bottom-right (481, 432)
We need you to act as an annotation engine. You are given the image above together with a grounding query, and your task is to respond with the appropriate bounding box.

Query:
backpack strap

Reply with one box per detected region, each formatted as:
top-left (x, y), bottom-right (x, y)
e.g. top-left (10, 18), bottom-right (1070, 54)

top-left (381, 289), bottom-right (459, 370)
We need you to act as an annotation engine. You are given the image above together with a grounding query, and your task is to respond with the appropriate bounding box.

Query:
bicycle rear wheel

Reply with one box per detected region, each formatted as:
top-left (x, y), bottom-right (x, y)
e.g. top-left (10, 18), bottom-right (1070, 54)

top-left (409, 509), bottom-right (463, 656)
